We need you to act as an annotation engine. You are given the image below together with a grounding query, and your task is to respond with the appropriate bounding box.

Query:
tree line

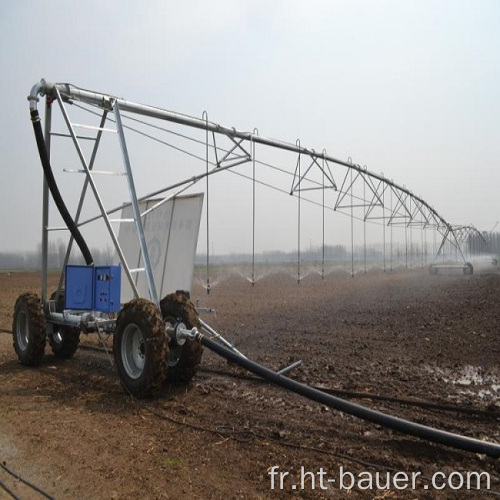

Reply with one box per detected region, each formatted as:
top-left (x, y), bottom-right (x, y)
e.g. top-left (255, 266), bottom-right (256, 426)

top-left (0, 241), bottom-right (115, 270)
top-left (1, 233), bottom-right (498, 271)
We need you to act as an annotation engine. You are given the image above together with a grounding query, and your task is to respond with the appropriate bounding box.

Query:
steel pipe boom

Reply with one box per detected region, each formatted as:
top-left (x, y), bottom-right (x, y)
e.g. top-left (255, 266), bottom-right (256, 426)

top-left (30, 79), bottom-right (452, 233)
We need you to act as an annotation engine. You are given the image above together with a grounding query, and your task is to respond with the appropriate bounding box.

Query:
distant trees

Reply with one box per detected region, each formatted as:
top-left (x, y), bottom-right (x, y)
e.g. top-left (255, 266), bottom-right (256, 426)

top-left (0, 240), bottom-right (114, 270)
top-left (2, 232), bottom-right (499, 271)
top-left (469, 231), bottom-right (500, 256)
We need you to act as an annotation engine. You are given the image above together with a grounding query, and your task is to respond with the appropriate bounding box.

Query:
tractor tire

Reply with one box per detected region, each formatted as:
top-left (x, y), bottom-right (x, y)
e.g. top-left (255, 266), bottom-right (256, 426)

top-left (160, 292), bottom-right (203, 385)
top-left (114, 298), bottom-right (168, 398)
top-left (12, 292), bottom-right (46, 366)
top-left (48, 290), bottom-right (80, 359)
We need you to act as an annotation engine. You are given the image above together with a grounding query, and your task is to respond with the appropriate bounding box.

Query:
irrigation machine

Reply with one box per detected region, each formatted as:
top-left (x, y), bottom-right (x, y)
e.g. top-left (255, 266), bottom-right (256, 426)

top-left (11, 79), bottom-right (500, 459)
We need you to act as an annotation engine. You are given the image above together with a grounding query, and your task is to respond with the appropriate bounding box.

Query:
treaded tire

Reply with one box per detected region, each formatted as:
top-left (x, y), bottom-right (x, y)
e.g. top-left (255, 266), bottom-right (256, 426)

top-left (49, 290), bottom-right (80, 359)
top-left (160, 292), bottom-right (203, 385)
top-left (12, 292), bottom-right (46, 366)
top-left (114, 298), bottom-right (168, 398)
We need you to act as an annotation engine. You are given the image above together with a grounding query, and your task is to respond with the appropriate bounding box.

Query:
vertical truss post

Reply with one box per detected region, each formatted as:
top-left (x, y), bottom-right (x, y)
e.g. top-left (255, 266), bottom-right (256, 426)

top-left (41, 97), bottom-right (52, 302)
top-left (114, 102), bottom-right (159, 307)
top-left (53, 88), bottom-right (139, 299)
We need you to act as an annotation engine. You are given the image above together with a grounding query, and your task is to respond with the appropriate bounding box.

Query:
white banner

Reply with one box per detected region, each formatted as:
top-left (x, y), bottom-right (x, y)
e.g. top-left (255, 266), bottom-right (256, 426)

top-left (117, 193), bottom-right (204, 303)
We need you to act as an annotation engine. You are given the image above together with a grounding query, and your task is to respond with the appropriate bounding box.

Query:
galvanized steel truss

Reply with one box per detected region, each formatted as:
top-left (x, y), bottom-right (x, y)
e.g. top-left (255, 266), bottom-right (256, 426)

top-left (31, 80), bottom-right (486, 293)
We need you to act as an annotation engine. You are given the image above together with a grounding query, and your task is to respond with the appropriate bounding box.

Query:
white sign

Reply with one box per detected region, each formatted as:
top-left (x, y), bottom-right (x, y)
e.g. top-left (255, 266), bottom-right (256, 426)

top-left (117, 193), bottom-right (204, 303)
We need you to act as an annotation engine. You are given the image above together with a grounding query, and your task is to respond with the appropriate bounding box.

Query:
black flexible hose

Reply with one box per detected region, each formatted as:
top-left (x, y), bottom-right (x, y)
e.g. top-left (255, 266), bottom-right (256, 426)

top-left (30, 108), bottom-right (93, 265)
top-left (200, 335), bottom-right (500, 458)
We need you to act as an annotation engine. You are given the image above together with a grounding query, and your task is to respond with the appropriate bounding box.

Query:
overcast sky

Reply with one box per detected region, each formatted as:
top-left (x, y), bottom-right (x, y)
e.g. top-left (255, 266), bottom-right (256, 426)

top-left (1, 0), bottom-right (499, 256)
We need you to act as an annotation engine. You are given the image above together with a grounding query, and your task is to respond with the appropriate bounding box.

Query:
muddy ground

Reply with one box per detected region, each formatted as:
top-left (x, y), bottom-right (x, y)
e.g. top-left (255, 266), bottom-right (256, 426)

top-left (0, 267), bottom-right (499, 499)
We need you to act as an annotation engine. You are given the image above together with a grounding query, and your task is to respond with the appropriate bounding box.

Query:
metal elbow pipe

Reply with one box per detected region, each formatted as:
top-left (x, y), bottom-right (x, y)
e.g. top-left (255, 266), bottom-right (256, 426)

top-left (28, 79), bottom-right (53, 112)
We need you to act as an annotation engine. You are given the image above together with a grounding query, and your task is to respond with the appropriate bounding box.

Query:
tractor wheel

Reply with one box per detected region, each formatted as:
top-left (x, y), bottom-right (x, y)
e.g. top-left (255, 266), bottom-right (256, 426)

top-left (48, 290), bottom-right (80, 359)
top-left (160, 292), bottom-right (203, 385)
top-left (12, 292), bottom-right (46, 366)
top-left (114, 298), bottom-right (168, 398)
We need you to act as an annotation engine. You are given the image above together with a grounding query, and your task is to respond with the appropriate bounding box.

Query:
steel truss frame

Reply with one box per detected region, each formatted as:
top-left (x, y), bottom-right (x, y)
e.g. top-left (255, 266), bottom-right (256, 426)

top-left (30, 79), bottom-right (486, 300)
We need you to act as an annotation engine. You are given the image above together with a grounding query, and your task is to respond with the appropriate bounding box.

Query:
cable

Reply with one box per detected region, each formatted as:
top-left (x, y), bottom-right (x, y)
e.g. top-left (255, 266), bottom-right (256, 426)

top-left (0, 463), bottom-right (54, 500)
top-left (73, 343), bottom-right (500, 419)
top-left (200, 335), bottom-right (500, 458)
top-left (137, 402), bottom-right (500, 495)
top-left (0, 478), bottom-right (19, 500)
top-left (200, 367), bottom-right (500, 419)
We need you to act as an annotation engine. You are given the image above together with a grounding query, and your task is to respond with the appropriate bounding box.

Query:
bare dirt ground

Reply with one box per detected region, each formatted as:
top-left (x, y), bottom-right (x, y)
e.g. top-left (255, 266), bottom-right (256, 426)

top-left (0, 267), bottom-right (499, 499)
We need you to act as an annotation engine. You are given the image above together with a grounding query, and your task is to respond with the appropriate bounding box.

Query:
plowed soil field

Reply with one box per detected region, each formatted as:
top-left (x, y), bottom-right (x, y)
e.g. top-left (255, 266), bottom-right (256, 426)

top-left (0, 268), bottom-right (499, 499)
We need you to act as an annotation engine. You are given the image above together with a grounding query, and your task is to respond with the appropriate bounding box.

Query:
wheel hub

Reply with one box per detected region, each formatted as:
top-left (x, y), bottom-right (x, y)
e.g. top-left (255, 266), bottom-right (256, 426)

top-left (16, 311), bottom-right (29, 351)
top-left (122, 324), bottom-right (145, 379)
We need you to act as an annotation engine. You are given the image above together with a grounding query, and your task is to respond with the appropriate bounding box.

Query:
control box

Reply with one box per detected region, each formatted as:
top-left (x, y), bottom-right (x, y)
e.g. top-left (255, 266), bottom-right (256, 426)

top-left (65, 265), bottom-right (121, 313)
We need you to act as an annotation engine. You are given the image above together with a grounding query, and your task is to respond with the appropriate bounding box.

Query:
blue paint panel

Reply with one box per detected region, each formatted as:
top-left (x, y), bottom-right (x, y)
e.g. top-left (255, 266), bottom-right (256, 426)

top-left (65, 266), bottom-right (94, 310)
top-left (65, 265), bottom-right (121, 312)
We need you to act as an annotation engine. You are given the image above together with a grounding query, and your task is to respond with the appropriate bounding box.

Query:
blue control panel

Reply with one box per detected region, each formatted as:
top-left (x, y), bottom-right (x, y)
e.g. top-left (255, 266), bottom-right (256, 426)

top-left (94, 266), bottom-right (121, 312)
top-left (65, 265), bottom-right (121, 313)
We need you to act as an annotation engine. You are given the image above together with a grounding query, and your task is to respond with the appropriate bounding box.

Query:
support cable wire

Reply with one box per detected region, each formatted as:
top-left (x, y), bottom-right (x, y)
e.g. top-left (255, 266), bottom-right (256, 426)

top-left (63, 89), bottom-right (464, 264)
top-left (58, 82), bottom-right (453, 235)
top-left (75, 101), bottom-right (332, 194)
top-left (251, 130), bottom-right (258, 285)
top-left (203, 111), bottom-right (211, 294)
top-left (76, 100), bottom-right (440, 229)
top-left (226, 168), bottom-right (402, 231)
top-left (71, 100), bottom-right (447, 238)
top-left (296, 141), bottom-right (301, 283)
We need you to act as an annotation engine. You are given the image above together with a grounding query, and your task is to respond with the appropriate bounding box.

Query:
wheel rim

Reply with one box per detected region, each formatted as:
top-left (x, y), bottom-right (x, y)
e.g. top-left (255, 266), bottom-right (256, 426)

top-left (16, 311), bottom-right (29, 351)
top-left (121, 323), bottom-right (145, 379)
top-left (52, 330), bottom-right (63, 345)
top-left (168, 344), bottom-right (182, 367)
